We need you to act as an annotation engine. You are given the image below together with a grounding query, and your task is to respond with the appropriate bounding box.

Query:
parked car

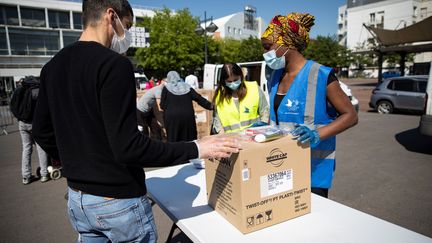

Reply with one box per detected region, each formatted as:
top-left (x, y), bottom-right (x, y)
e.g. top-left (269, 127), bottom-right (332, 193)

top-left (418, 63), bottom-right (432, 136)
top-left (369, 75), bottom-right (428, 114)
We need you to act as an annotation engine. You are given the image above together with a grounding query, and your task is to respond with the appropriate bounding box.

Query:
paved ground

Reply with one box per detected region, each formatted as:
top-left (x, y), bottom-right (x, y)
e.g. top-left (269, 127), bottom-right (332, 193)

top-left (0, 80), bottom-right (431, 242)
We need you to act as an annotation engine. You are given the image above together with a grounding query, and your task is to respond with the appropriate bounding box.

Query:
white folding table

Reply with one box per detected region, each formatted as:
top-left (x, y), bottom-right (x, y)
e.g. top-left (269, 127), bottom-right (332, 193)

top-left (145, 164), bottom-right (431, 243)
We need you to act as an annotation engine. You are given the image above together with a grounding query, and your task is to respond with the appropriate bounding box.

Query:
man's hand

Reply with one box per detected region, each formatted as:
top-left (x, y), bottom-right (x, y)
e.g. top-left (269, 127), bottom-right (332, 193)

top-left (197, 135), bottom-right (241, 159)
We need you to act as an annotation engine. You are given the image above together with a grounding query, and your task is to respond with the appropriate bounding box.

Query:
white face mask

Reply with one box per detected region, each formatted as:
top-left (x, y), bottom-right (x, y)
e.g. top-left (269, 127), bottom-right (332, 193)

top-left (263, 45), bottom-right (289, 70)
top-left (110, 13), bottom-right (132, 54)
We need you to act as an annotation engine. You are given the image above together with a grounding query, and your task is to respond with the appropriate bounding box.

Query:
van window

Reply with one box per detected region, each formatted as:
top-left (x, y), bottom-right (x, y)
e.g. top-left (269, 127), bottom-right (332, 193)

top-left (418, 81), bottom-right (427, 92)
top-left (392, 80), bottom-right (414, 92)
top-left (238, 64), bottom-right (262, 85)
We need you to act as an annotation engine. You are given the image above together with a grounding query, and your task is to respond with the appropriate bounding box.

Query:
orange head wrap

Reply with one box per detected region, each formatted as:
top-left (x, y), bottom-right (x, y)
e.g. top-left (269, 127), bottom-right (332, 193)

top-left (261, 13), bottom-right (315, 52)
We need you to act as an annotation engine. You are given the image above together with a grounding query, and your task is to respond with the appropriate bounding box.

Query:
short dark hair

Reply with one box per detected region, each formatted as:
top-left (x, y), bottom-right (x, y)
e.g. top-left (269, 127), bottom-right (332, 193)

top-left (82, 0), bottom-right (133, 27)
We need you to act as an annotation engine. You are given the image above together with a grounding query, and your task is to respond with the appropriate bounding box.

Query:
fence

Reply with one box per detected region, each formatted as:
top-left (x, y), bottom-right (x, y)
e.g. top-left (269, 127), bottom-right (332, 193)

top-left (0, 105), bottom-right (14, 135)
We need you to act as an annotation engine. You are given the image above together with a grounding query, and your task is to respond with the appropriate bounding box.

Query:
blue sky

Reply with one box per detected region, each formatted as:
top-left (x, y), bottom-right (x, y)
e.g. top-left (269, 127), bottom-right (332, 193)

top-left (130, 0), bottom-right (347, 38)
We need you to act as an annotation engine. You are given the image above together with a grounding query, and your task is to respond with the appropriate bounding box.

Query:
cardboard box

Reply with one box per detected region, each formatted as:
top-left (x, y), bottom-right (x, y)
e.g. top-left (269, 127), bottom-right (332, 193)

top-left (205, 135), bottom-right (311, 234)
top-left (194, 89), bottom-right (214, 139)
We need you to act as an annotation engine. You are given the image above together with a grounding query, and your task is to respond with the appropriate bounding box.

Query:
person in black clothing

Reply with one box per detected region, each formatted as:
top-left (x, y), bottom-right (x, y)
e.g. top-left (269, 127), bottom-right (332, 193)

top-left (161, 71), bottom-right (213, 142)
top-left (32, 1), bottom-right (240, 242)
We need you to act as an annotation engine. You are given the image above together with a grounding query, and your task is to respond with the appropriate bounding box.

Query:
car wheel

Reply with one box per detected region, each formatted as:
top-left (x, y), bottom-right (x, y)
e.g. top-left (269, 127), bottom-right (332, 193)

top-left (377, 101), bottom-right (393, 114)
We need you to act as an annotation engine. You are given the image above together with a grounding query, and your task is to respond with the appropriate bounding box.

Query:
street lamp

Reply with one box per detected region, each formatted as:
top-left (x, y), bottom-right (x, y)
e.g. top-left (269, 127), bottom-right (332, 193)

top-left (195, 11), bottom-right (218, 64)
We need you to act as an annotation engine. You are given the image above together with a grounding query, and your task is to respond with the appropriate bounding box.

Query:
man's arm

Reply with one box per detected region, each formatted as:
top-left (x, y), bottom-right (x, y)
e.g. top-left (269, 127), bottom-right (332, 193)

top-left (33, 67), bottom-right (60, 161)
top-left (99, 57), bottom-right (198, 167)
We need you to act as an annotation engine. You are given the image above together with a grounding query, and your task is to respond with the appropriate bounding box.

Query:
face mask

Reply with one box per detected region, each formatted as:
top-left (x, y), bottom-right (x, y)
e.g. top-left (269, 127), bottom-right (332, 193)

top-left (225, 79), bottom-right (241, 90)
top-left (110, 13), bottom-right (132, 54)
top-left (263, 45), bottom-right (289, 70)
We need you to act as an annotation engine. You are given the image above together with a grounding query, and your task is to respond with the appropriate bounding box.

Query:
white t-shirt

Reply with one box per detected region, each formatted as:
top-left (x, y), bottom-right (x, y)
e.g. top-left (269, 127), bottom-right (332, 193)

top-left (185, 74), bottom-right (199, 89)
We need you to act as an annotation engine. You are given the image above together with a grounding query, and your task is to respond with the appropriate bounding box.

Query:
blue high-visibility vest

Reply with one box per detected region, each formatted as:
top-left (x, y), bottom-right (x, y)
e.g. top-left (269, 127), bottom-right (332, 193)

top-left (269, 60), bottom-right (336, 188)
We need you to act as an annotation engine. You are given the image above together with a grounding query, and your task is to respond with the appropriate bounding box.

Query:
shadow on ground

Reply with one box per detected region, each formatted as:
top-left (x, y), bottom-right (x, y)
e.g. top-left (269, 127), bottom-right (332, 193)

top-left (395, 128), bottom-right (432, 155)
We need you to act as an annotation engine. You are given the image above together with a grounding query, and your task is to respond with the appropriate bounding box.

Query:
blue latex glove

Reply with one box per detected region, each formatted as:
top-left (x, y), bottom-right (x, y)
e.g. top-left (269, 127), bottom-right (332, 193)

top-left (250, 121), bottom-right (269, 127)
top-left (291, 125), bottom-right (320, 148)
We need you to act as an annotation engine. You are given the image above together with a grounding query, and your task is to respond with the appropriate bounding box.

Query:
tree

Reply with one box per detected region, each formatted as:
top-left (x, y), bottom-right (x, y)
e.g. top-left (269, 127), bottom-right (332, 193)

top-left (238, 36), bottom-right (264, 62)
top-left (134, 8), bottom-right (203, 77)
top-left (304, 35), bottom-right (345, 68)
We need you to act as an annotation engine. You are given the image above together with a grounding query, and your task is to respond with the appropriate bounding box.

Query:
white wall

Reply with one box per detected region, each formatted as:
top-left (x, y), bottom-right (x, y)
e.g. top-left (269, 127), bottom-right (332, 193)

top-left (346, 0), bottom-right (416, 49)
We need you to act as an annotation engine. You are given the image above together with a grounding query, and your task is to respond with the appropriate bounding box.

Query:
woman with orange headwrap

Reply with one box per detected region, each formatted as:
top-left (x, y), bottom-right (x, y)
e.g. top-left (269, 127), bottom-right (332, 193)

top-left (261, 13), bottom-right (358, 198)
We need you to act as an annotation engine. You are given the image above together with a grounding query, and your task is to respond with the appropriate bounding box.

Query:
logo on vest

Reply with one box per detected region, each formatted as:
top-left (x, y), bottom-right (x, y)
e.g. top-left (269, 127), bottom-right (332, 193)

top-left (266, 148), bottom-right (287, 167)
top-left (285, 99), bottom-right (300, 114)
top-left (244, 107), bottom-right (250, 113)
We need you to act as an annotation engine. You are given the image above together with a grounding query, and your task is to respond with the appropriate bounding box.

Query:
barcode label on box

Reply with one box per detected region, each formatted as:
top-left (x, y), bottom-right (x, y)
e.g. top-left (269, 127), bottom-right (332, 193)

top-left (242, 168), bottom-right (250, 181)
top-left (260, 169), bottom-right (293, 198)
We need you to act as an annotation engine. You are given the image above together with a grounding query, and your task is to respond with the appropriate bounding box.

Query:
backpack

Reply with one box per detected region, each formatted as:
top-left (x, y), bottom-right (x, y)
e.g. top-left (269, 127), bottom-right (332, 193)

top-left (9, 76), bottom-right (40, 122)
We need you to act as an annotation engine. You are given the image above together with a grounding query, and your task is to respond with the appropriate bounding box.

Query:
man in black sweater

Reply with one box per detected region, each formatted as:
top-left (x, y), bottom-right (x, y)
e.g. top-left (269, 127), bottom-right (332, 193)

top-left (32, 0), bottom-right (239, 242)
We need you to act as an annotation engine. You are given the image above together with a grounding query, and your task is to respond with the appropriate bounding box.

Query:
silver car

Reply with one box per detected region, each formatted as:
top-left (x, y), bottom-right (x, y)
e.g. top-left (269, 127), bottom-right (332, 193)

top-left (369, 76), bottom-right (428, 114)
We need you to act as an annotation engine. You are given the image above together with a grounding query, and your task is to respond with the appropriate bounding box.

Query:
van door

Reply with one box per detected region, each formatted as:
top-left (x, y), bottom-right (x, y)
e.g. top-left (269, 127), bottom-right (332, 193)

top-left (203, 64), bottom-right (217, 89)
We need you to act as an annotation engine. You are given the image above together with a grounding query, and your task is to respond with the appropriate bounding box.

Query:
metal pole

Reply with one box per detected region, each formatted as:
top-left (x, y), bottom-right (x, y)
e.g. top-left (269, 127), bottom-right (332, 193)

top-left (204, 11), bottom-right (208, 64)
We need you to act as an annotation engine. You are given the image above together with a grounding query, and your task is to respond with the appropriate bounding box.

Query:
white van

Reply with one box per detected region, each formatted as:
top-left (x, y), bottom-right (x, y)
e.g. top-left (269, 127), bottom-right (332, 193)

top-left (419, 62), bottom-right (432, 136)
top-left (203, 61), bottom-right (359, 111)
top-left (134, 72), bottom-right (149, 90)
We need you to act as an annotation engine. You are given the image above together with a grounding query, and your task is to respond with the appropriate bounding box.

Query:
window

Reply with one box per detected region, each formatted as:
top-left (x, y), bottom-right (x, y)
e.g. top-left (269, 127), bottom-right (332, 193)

top-left (370, 13), bottom-right (375, 23)
top-left (391, 80), bottom-right (414, 92)
top-left (20, 7), bottom-right (45, 27)
top-left (136, 16), bottom-right (145, 25)
top-left (63, 31), bottom-right (81, 47)
top-left (0, 5), bottom-right (19, 25)
top-left (420, 7), bottom-right (427, 18)
top-left (48, 10), bottom-right (70, 29)
top-left (227, 26), bottom-right (231, 33)
top-left (73, 12), bottom-right (82, 29)
top-left (9, 28), bottom-right (59, 55)
top-left (0, 27), bottom-right (8, 54)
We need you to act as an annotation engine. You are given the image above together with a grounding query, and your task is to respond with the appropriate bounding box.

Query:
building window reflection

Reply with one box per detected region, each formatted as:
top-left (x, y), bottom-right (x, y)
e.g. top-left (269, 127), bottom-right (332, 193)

top-left (48, 10), bottom-right (70, 29)
top-left (0, 27), bottom-right (8, 55)
top-left (0, 5), bottom-right (19, 25)
top-left (73, 12), bottom-right (82, 29)
top-left (63, 31), bottom-right (81, 47)
top-left (9, 28), bottom-right (59, 55)
top-left (21, 7), bottom-right (46, 27)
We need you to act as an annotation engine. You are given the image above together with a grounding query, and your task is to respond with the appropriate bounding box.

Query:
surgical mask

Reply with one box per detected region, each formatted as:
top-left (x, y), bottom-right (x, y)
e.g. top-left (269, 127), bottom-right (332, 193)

top-left (226, 79), bottom-right (241, 90)
top-left (263, 45), bottom-right (289, 70)
top-left (110, 13), bottom-right (132, 54)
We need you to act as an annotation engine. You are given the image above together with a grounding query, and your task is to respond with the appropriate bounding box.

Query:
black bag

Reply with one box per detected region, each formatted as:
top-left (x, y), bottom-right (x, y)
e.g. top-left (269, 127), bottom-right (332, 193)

top-left (9, 76), bottom-right (39, 122)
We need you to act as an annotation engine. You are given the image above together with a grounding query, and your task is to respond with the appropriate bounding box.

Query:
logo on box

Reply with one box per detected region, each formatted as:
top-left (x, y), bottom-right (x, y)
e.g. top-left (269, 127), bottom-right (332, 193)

top-left (266, 148), bottom-right (287, 167)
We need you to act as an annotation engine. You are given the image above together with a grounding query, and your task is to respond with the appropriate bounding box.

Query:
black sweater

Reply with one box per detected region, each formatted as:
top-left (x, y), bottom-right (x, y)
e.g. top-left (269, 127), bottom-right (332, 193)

top-left (33, 41), bottom-right (198, 198)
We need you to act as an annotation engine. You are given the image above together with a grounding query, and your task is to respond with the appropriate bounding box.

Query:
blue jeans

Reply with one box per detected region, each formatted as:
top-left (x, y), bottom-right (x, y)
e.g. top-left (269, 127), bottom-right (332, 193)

top-left (19, 121), bottom-right (48, 178)
top-left (67, 188), bottom-right (157, 243)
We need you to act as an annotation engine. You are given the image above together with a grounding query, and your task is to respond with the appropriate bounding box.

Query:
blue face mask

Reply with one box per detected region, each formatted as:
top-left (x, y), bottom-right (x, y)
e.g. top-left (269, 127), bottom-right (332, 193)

top-left (225, 79), bottom-right (241, 90)
top-left (263, 45), bottom-right (289, 70)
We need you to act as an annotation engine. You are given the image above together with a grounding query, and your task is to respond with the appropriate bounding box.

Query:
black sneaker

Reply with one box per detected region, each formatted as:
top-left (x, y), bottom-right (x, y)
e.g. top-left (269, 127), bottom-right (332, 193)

top-left (22, 175), bottom-right (36, 185)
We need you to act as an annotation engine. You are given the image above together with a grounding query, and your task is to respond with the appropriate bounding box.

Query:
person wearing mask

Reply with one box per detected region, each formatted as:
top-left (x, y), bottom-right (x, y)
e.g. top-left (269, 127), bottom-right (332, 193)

top-left (185, 71), bottom-right (199, 89)
top-left (32, 1), bottom-right (240, 242)
top-left (212, 63), bottom-right (269, 134)
top-left (160, 71), bottom-right (213, 142)
top-left (261, 13), bottom-right (358, 198)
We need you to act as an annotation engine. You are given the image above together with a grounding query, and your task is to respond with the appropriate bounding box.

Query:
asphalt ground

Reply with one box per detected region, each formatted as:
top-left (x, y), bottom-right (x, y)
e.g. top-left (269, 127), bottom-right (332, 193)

top-left (0, 80), bottom-right (431, 242)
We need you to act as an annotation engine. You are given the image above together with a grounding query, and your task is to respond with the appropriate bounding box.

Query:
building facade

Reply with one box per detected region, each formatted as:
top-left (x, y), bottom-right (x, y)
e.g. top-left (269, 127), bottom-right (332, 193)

top-left (339, 0), bottom-right (432, 49)
top-left (202, 6), bottom-right (266, 41)
top-left (338, 0), bottom-right (432, 76)
top-left (0, 0), bottom-right (155, 95)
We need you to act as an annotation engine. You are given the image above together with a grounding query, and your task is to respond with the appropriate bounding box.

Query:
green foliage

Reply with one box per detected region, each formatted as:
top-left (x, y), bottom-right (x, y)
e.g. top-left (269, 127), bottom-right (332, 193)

top-left (304, 35), bottom-right (346, 68)
top-left (134, 8), bottom-right (203, 77)
top-left (238, 36), bottom-right (264, 62)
